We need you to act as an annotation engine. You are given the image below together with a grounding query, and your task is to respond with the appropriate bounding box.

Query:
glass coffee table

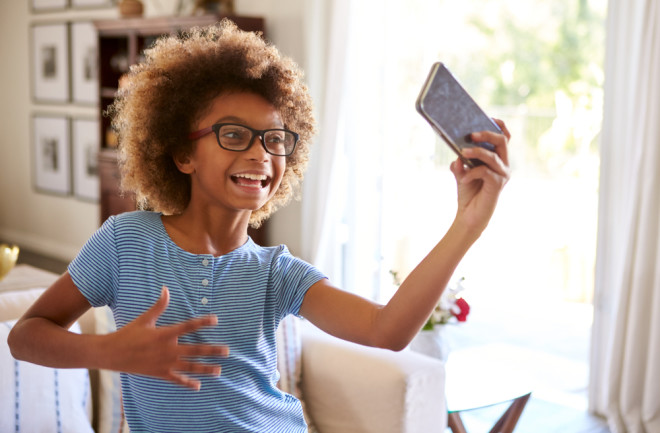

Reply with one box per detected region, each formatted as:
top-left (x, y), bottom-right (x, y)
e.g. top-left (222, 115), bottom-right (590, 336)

top-left (444, 344), bottom-right (533, 433)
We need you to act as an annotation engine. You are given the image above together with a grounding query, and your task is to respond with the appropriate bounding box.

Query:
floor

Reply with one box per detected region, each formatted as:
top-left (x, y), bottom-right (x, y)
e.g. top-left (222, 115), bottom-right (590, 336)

top-left (442, 301), bottom-right (611, 433)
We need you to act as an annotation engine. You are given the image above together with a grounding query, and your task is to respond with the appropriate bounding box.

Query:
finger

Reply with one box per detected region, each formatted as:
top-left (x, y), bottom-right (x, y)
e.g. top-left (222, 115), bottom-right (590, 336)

top-left (462, 147), bottom-right (507, 177)
top-left (469, 132), bottom-right (509, 167)
top-left (450, 157), bottom-right (467, 180)
top-left (175, 360), bottom-right (223, 376)
top-left (179, 343), bottom-right (230, 358)
top-left (135, 286), bottom-right (170, 327)
top-left (166, 371), bottom-right (202, 391)
top-left (166, 314), bottom-right (218, 337)
top-left (459, 161), bottom-right (509, 189)
top-left (471, 131), bottom-right (507, 149)
top-left (492, 118), bottom-right (511, 140)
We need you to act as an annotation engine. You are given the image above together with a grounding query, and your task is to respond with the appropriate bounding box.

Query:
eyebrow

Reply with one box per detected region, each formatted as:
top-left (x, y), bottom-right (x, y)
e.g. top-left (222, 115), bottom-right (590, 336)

top-left (213, 116), bottom-right (284, 129)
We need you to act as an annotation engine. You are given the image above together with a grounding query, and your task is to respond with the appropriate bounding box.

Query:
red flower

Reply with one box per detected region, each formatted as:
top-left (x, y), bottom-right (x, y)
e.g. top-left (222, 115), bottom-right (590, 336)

top-left (452, 297), bottom-right (470, 322)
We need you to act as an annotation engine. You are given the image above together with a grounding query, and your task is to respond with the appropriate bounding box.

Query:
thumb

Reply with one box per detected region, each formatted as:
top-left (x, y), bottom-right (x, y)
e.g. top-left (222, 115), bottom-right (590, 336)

top-left (137, 286), bottom-right (170, 327)
top-left (450, 158), bottom-right (466, 181)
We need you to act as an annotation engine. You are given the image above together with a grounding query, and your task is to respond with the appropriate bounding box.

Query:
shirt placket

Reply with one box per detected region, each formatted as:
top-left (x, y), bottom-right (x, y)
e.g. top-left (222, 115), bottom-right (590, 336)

top-left (199, 256), bottom-right (213, 313)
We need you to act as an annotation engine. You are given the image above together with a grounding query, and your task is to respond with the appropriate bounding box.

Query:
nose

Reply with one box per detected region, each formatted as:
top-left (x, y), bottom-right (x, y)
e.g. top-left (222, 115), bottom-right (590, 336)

top-left (244, 134), bottom-right (270, 161)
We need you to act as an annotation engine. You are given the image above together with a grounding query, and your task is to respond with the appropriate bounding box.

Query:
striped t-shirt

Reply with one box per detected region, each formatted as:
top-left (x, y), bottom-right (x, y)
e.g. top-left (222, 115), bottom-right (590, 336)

top-left (68, 211), bottom-right (326, 432)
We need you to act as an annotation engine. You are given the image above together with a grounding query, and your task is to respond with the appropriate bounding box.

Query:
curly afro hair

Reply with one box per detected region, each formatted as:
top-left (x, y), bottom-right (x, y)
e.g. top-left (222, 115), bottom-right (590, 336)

top-left (109, 19), bottom-right (316, 227)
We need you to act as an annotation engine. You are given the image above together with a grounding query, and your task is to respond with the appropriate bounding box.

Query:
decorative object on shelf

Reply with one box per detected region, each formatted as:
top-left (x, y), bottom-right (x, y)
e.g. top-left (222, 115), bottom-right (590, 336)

top-left (192, 0), bottom-right (234, 15)
top-left (31, 23), bottom-right (70, 103)
top-left (32, 114), bottom-right (71, 196)
top-left (72, 118), bottom-right (100, 202)
top-left (118, 0), bottom-right (144, 17)
top-left (0, 244), bottom-right (20, 281)
top-left (110, 50), bottom-right (130, 75)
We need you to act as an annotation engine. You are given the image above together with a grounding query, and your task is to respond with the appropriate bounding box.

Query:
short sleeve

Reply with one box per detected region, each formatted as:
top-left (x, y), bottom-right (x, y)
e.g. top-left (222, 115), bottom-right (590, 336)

top-left (271, 246), bottom-right (326, 318)
top-left (68, 216), bottom-right (119, 309)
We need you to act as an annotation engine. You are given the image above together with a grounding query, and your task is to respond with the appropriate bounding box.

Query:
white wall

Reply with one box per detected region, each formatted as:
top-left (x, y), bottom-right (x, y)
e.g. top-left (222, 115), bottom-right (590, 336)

top-left (0, 0), bottom-right (309, 261)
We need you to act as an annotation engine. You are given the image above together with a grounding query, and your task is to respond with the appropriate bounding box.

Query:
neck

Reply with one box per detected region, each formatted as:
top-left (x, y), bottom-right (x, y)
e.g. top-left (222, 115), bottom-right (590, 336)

top-left (162, 207), bottom-right (251, 256)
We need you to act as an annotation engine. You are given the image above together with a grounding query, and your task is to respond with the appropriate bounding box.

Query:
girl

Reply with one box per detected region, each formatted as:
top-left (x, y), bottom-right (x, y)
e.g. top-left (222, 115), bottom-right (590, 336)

top-left (9, 20), bottom-right (510, 432)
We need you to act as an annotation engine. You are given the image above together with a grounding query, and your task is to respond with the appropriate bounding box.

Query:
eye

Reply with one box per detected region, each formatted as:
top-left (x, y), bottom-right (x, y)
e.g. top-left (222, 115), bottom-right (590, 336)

top-left (219, 126), bottom-right (250, 142)
top-left (265, 132), bottom-right (286, 144)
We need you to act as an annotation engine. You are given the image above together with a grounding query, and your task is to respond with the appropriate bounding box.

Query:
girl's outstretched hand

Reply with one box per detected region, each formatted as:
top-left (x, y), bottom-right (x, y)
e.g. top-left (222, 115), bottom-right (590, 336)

top-left (104, 286), bottom-right (229, 391)
top-left (450, 118), bottom-right (511, 234)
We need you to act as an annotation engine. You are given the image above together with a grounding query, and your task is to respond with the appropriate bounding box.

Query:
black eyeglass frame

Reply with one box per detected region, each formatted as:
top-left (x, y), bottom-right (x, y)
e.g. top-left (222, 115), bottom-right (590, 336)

top-left (188, 123), bottom-right (300, 157)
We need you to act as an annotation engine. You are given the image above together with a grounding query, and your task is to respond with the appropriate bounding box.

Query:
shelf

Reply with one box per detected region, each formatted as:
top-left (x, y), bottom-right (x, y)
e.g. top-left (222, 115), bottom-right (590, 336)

top-left (93, 14), bottom-right (264, 35)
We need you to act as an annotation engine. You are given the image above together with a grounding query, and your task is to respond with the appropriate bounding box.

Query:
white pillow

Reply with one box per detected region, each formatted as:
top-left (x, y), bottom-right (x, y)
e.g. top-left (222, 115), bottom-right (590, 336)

top-left (0, 288), bottom-right (47, 322)
top-left (94, 306), bottom-right (129, 433)
top-left (0, 319), bottom-right (93, 433)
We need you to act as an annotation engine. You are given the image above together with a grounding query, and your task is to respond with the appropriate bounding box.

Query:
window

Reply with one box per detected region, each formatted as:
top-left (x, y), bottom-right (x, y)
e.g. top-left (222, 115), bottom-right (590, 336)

top-left (339, 0), bottom-right (607, 313)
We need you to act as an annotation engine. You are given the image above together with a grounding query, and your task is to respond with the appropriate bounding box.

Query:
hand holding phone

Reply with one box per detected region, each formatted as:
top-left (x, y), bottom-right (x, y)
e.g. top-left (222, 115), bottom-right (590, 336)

top-left (416, 62), bottom-right (501, 168)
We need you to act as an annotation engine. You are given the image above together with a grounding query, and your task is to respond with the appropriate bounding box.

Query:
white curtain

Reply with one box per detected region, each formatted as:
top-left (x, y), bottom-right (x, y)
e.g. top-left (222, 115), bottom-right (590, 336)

top-left (300, 0), bottom-right (350, 283)
top-left (589, 1), bottom-right (660, 432)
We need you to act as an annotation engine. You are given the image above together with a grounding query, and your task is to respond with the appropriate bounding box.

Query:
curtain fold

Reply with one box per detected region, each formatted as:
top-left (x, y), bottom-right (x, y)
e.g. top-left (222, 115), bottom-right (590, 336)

top-left (590, 1), bottom-right (660, 432)
top-left (299, 0), bottom-right (350, 282)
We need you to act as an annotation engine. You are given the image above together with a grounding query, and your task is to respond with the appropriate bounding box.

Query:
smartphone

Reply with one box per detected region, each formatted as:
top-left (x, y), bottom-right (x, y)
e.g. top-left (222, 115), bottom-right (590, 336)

top-left (416, 62), bottom-right (501, 168)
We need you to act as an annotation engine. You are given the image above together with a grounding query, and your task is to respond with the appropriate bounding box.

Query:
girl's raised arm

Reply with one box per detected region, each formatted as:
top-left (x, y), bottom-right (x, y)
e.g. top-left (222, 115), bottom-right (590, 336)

top-left (299, 120), bottom-right (510, 350)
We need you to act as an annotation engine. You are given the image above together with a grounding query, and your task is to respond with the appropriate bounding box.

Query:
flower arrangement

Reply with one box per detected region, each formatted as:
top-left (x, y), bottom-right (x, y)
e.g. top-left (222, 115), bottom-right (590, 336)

top-left (390, 272), bottom-right (470, 330)
top-left (422, 277), bottom-right (470, 330)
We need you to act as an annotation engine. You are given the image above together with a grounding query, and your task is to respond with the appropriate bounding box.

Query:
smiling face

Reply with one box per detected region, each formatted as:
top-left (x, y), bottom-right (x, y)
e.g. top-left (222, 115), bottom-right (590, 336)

top-left (176, 92), bottom-right (287, 219)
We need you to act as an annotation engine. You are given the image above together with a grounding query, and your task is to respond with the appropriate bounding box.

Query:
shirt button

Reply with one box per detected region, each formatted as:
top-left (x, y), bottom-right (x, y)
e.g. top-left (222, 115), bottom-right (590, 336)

top-left (202, 258), bottom-right (209, 266)
top-left (201, 279), bottom-right (209, 286)
top-left (201, 297), bottom-right (208, 305)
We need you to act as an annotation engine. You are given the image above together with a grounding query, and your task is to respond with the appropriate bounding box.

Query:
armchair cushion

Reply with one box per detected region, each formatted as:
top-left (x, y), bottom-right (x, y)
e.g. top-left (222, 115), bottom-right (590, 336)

top-left (300, 324), bottom-right (447, 433)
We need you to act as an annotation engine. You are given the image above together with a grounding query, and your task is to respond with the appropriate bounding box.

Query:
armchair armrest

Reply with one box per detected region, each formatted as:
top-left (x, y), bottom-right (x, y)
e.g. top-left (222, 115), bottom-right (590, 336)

top-left (300, 324), bottom-right (447, 433)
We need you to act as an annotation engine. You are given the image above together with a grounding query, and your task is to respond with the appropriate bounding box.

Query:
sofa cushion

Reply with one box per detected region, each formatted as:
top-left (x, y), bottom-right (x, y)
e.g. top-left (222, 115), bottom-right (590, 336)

top-left (0, 319), bottom-right (93, 433)
top-left (0, 287), bottom-right (47, 322)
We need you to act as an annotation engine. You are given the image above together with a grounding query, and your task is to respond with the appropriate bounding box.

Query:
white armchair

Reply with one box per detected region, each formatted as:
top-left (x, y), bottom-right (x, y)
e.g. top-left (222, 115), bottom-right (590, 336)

top-left (301, 324), bottom-right (447, 433)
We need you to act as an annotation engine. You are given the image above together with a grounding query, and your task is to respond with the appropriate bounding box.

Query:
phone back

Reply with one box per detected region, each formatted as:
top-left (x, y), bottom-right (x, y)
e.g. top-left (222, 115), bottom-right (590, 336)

top-left (416, 63), bottom-right (500, 155)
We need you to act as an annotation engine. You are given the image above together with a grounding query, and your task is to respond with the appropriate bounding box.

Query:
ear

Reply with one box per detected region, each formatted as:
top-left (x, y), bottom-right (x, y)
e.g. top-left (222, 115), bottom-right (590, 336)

top-left (173, 151), bottom-right (195, 175)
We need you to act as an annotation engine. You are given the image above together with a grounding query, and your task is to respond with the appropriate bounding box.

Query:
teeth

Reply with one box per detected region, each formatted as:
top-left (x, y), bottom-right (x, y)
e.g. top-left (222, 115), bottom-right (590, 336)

top-left (234, 173), bottom-right (267, 181)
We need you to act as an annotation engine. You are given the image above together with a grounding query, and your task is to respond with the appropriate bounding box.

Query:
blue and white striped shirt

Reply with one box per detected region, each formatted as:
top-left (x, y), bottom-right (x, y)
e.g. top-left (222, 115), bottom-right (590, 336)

top-left (68, 211), bottom-right (325, 432)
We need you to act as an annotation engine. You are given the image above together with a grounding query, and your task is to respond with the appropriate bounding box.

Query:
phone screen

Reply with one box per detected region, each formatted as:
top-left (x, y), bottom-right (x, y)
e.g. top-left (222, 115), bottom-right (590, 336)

top-left (416, 63), bottom-right (500, 166)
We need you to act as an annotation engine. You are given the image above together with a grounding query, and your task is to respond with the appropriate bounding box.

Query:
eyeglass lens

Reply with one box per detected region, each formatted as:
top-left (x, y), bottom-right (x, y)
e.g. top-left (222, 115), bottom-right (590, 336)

top-left (216, 124), bottom-right (296, 156)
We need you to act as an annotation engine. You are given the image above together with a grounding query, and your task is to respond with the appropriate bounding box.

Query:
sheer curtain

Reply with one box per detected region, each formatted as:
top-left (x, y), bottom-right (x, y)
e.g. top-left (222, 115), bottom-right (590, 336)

top-left (299, 0), bottom-right (350, 283)
top-left (589, 1), bottom-right (660, 431)
top-left (306, 0), bottom-right (451, 299)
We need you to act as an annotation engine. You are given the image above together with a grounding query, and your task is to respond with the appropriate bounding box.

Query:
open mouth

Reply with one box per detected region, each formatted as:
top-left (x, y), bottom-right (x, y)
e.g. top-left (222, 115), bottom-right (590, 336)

top-left (231, 173), bottom-right (270, 189)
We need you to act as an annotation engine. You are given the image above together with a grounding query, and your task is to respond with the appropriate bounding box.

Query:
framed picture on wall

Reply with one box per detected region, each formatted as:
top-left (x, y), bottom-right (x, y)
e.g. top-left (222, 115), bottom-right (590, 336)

top-left (71, 22), bottom-right (98, 105)
top-left (32, 114), bottom-right (71, 196)
top-left (72, 118), bottom-right (100, 201)
top-left (71, 0), bottom-right (113, 8)
top-left (31, 0), bottom-right (68, 12)
top-left (31, 23), bottom-right (70, 103)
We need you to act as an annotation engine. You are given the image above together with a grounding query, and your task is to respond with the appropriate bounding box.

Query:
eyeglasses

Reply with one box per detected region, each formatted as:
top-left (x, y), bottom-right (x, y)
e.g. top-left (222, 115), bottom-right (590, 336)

top-left (188, 123), bottom-right (299, 157)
